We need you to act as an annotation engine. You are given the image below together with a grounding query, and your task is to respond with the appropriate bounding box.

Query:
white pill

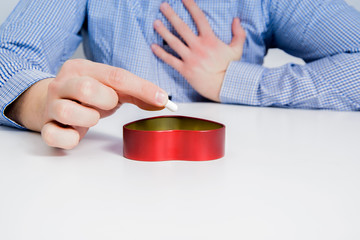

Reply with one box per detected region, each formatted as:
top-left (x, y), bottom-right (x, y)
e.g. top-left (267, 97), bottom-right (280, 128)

top-left (165, 99), bottom-right (178, 112)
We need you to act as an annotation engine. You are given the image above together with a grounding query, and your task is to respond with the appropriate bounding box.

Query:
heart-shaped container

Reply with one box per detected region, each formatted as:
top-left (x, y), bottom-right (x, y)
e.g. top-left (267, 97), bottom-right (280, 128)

top-left (123, 116), bottom-right (225, 161)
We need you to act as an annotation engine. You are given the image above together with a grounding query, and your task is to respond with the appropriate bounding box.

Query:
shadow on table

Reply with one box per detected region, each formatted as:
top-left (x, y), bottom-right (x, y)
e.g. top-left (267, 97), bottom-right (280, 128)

top-left (0, 125), bottom-right (124, 157)
top-left (31, 139), bottom-right (68, 157)
top-left (83, 131), bottom-right (123, 156)
top-left (0, 125), bottom-right (23, 132)
top-left (0, 125), bottom-right (67, 157)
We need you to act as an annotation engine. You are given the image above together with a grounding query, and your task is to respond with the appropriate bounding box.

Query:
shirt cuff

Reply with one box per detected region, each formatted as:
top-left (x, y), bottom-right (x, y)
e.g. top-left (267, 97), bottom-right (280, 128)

top-left (0, 69), bottom-right (55, 129)
top-left (219, 61), bottom-right (266, 105)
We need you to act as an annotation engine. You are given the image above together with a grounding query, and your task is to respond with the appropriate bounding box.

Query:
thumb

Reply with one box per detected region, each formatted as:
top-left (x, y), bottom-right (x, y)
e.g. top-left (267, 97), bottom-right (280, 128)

top-left (229, 17), bottom-right (246, 54)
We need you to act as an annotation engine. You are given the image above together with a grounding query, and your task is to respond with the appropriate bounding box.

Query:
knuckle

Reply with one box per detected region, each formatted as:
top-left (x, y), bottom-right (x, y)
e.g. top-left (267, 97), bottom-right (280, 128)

top-left (61, 60), bottom-right (73, 72)
top-left (108, 68), bottom-right (125, 89)
top-left (161, 51), bottom-right (170, 61)
top-left (65, 58), bottom-right (86, 68)
top-left (77, 78), bottom-right (95, 101)
top-left (167, 35), bottom-right (176, 45)
top-left (62, 59), bottom-right (77, 71)
top-left (178, 21), bottom-right (188, 32)
top-left (191, 41), bottom-right (202, 53)
top-left (170, 59), bottom-right (181, 70)
top-left (61, 59), bottom-right (88, 74)
top-left (47, 80), bottom-right (59, 95)
top-left (182, 68), bottom-right (193, 78)
top-left (54, 102), bottom-right (72, 123)
top-left (199, 37), bottom-right (217, 48)
top-left (186, 57), bottom-right (199, 68)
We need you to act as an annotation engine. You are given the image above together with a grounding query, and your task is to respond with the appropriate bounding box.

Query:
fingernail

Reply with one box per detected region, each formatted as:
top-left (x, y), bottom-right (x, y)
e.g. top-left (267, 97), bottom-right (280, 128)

top-left (154, 20), bottom-right (161, 28)
top-left (160, 2), bottom-right (169, 11)
top-left (155, 91), bottom-right (168, 106)
top-left (151, 44), bottom-right (160, 52)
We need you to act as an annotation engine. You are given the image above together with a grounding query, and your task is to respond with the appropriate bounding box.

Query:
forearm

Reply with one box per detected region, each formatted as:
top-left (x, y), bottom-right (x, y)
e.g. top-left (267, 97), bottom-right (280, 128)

top-left (0, 0), bottom-right (87, 129)
top-left (220, 52), bottom-right (360, 111)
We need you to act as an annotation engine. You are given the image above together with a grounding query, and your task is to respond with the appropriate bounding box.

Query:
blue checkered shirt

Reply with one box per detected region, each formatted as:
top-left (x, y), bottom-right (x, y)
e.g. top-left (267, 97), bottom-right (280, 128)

top-left (1, 0), bottom-right (360, 128)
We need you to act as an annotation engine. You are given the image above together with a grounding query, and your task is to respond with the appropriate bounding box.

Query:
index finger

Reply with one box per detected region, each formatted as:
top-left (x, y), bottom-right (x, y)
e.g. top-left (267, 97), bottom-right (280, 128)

top-left (61, 59), bottom-right (169, 107)
top-left (159, 2), bottom-right (197, 46)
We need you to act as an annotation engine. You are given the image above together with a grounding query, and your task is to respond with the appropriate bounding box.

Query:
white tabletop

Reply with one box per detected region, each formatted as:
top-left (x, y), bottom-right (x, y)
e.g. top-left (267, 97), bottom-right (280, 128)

top-left (1, 103), bottom-right (360, 240)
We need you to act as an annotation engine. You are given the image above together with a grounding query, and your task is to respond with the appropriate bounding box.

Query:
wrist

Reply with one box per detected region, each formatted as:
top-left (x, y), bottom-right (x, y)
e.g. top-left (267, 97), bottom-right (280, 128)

top-left (203, 71), bottom-right (225, 102)
top-left (5, 78), bottom-right (53, 132)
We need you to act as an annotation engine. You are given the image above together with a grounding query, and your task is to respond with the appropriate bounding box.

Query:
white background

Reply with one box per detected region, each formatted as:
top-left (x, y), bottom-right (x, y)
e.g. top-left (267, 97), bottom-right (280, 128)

top-left (1, 0), bottom-right (360, 66)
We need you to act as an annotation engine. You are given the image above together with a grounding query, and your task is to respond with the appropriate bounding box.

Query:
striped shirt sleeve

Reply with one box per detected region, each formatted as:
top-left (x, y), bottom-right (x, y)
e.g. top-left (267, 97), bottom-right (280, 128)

top-left (220, 0), bottom-right (360, 110)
